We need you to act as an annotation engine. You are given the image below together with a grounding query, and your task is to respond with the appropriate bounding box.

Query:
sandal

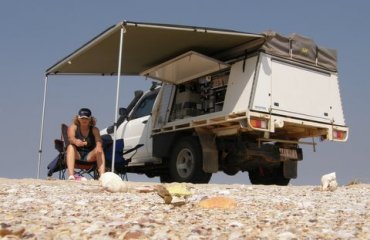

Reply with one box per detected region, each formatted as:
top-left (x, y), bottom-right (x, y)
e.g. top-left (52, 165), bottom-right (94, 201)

top-left (68, 175), bottom-right (75, 181)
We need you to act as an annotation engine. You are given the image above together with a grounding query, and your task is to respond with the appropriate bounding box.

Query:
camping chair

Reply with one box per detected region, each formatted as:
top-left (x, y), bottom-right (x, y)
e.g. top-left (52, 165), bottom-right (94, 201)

top-left (102, 134), bottom-right (143, 180)
top-left (47, 124), bottom-right (98, 179)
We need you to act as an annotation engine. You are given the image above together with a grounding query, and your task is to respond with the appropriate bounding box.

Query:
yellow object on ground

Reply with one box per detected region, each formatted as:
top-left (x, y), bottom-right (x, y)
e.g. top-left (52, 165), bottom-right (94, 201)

top-left (166, 184), bottom-right (192, 197)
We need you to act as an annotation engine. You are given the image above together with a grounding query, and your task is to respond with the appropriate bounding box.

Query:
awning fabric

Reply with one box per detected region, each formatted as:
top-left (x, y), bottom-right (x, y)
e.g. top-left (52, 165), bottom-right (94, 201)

top-left (46, 21), bottom-right (264, 76)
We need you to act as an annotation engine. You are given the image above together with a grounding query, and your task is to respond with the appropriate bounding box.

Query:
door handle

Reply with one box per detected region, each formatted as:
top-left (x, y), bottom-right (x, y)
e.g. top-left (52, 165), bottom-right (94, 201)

top-left (142, 120), bottom-right (148, 124)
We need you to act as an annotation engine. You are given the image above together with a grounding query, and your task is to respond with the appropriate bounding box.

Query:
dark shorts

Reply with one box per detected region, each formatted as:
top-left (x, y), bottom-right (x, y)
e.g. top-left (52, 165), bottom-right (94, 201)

top-left (78, 149), bottom-right (90, 161)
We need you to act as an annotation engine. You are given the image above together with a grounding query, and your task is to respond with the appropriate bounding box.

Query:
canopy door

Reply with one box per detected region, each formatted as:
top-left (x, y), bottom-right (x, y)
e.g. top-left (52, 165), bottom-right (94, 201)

top-left (141, 51), bottom-right (230, 84)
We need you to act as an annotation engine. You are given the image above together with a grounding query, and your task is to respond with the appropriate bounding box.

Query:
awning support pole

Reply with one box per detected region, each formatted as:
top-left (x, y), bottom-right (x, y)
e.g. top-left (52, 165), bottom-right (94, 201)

top-left (37, 75), bottom-right (49, 179)
top-left (111, 25), bottom-right (126, 173)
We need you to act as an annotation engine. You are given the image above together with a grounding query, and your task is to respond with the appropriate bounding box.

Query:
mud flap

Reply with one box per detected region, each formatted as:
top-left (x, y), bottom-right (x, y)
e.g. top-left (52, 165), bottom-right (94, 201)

top-left (283, 160), bottom-right (298, 179)
top-left (195, 129), bottom-right (218, 173)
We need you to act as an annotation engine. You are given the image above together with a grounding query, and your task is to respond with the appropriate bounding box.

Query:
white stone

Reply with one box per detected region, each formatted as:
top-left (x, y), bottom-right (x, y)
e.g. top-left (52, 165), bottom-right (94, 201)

top-left (278, 231), bottom-right (297, 240)
top-left (99, 172), bottom-right (128, 193)
top-left (229, 231), bottom-right (243, 240)
top-left (76, 200), bottom-right (89, 206)
top-left (6, 188), bottom-right (18, 193)
top-left (17, 197), bottom-right (35, 204)
top-left (298, 201), bottom-right (313, 209)
top-left (218, 190), bottom-right (231, 195)
top-left (321, 172), bottom-right (338, 191)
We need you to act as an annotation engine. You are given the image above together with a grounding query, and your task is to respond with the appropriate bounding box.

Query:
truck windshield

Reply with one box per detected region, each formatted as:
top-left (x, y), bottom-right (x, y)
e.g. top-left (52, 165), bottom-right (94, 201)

top-left (130, 91), bottom-right (158, 119)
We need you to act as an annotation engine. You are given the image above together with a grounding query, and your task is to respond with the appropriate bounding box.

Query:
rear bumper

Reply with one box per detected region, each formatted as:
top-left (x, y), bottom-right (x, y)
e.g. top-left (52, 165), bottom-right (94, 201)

top-left (246, 143), bottom-right (303, 163)
top-left (247, 111), bottom-right (349, 142)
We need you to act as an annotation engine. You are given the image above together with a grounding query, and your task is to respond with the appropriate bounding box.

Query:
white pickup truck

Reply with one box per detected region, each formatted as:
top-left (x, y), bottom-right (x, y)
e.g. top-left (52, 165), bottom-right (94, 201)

top-left (45, 21), bottom-right (348, 185)
top-left (100, 31), bottom-right (348, 185)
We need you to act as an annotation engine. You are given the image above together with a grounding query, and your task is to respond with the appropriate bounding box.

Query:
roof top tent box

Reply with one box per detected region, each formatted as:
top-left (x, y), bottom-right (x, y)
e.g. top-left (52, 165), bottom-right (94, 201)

top-left (152, 31), bottom-right (346, 131)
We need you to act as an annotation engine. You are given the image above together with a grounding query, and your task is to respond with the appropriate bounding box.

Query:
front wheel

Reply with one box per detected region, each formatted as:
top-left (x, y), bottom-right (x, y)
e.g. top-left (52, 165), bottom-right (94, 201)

top-left (161, 136), bottom-right (212, 183)
top-left (248, 164), bottom-right (290, 186)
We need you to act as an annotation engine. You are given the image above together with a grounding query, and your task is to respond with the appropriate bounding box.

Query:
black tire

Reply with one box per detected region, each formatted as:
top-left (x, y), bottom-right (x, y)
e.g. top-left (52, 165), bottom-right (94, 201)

top-left (163, 136), bottom-right (212, 183)
top-left (159, 173), bottom-right (172, 183)
top-left (248, 164), bottom-right (290, 186)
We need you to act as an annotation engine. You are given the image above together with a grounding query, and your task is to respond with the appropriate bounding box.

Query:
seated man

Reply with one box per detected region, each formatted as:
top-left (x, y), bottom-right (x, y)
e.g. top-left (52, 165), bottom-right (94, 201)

top-left (66, 108), bottom-right (105, 180)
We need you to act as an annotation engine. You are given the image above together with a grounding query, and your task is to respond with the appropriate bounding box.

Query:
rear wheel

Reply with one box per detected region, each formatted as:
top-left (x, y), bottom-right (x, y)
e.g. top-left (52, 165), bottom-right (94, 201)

top-left (248, 163), bottom-right (290, 186)
top-left (161, 136), bottom-right (212, 183)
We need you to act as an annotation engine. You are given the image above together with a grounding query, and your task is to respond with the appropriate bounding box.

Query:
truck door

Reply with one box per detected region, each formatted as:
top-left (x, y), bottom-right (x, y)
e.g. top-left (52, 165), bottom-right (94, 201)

top-left (122, 90), bottom-right (158, 163)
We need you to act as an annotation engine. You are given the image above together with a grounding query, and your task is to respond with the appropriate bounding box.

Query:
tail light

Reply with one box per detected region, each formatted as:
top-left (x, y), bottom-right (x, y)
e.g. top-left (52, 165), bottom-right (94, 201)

top-left (250, 118), bottom-right (268, 129)
top-left (333, 130), bottom-right (347, 140)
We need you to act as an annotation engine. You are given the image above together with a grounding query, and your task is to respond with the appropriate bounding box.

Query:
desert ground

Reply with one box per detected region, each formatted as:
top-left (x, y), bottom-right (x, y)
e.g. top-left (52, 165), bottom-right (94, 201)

top-left (0, 178), bottom-right (369, 239)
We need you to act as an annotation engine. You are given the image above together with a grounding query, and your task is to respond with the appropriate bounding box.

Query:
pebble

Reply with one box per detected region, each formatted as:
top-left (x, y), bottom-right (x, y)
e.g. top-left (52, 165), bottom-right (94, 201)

top-left (0, 178), bottom-right (369, 239)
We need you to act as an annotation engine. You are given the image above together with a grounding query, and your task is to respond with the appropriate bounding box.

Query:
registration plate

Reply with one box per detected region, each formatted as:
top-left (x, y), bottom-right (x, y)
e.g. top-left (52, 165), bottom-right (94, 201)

top-left (279, 148), bottom-right (298, 159)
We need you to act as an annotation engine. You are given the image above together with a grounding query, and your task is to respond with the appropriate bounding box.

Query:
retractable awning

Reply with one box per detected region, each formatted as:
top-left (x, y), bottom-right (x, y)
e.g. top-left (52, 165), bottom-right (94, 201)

top-left (38, 20), bottom-right (264, 178)
top-left (46, 21), bottom-right (263, 76)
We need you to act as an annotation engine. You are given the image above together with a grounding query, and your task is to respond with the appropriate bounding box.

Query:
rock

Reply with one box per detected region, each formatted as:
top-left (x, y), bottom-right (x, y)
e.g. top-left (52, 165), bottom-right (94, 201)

top-left (228, 231), bottom-right (243, 240)
top-left (218, 190), bottom-right (231, 195)
top-left (278, 231), bottom-right (297, 240)
top-left (155, 185), bottom-right (172, 204)
top-left (228, 221), bottom-right (244, 228)
top-left (171, 196), bottom-right (187, 206)
top-left (6, 188), bottom-right (18, 193)
top-left (321, 172), bottom-right (338, 191)
top-left (135, 186), bottom-right (156, 193)
top-left (99, 172), bottom-right (128, 193)
top-left (123, 230), bottom-right (145, 239)
top-left (199, 196), bottom-right (237, 209)
top-left (0, 228), bottom-right (12, 237)
top-left (0, 224), bottom-right (25, 237)
top-left (16, 197), bottom-right (36, 204)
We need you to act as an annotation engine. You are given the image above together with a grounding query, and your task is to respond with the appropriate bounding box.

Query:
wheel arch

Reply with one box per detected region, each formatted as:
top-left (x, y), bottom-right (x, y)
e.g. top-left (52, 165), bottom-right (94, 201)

top-left (153, 129), bottom-right (218, 175)
top-left (152, 130), bottom-right (195, 160)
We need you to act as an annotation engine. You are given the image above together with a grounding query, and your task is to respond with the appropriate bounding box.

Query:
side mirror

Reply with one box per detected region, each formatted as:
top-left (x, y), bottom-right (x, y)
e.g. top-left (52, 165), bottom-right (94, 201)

top-left (107, 108), bottom-right (129, 134)
top-left (119, 108), bottom-right (128, 117)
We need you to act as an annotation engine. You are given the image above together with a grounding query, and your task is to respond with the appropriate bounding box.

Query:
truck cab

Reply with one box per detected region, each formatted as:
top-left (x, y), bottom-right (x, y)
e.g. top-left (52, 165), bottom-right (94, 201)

top-left (102, 87), bottom-right (160, 165)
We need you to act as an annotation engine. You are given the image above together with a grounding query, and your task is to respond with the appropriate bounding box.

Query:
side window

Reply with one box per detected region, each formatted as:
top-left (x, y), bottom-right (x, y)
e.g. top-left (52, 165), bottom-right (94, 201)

top-left (130, 94), bottom-right (157, 119)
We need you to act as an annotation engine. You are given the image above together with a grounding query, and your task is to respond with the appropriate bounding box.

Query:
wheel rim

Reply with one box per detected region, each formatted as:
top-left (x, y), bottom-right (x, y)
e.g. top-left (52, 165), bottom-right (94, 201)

top-left (176, 148), bottom-right (195, 178)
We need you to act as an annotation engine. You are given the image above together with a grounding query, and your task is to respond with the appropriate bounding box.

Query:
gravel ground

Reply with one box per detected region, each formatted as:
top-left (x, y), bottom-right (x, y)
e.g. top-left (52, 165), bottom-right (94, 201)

top-left (0, 178), bottom-right (369, 239)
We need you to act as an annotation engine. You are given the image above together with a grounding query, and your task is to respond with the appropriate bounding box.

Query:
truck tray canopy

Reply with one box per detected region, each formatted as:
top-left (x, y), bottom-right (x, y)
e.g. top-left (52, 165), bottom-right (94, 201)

top-left (46, 21), bottom-right (263, 76)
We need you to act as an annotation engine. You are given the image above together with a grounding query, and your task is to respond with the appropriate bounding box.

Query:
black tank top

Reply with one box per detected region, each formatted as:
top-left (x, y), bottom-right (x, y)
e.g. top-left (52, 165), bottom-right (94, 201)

top-left (75, 125), bottom-right (96, 152)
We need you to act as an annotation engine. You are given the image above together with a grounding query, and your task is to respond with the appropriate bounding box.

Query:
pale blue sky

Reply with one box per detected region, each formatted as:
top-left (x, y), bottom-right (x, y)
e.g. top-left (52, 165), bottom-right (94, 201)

top-left (0, 0), bottom-right (369, 185)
